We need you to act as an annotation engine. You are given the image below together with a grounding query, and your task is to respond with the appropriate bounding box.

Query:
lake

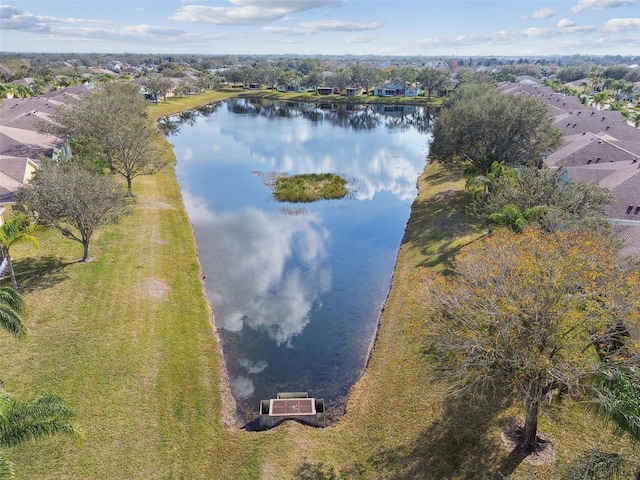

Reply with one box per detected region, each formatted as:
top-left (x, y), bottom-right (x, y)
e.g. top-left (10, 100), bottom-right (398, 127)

top-left (164, 98), bottom-right (432, 424)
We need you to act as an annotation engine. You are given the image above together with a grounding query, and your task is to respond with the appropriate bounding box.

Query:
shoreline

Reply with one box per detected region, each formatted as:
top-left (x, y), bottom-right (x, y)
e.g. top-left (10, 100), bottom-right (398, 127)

top-left (152, 91), bottom-right (429, 430)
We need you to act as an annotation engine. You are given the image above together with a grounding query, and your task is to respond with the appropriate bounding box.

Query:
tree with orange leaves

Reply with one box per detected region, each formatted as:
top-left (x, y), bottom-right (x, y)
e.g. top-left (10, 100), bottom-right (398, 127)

top-left (419, 228), bottom-right (640, 454)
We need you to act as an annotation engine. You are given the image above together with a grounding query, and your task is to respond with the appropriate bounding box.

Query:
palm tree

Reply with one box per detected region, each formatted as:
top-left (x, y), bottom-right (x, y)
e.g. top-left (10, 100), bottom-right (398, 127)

top-left (465, 161), bottom-right (516, 199)
top-left (0, 391), bottom-right (79, 478)
top-left (593, 91), bottom-right (610, 110)
top-left (488, 204), bottom-right (547, 233)
top-left (0, 286), bottom-right (26, 339)
top-left (0, 216), bottom-right (39, 290)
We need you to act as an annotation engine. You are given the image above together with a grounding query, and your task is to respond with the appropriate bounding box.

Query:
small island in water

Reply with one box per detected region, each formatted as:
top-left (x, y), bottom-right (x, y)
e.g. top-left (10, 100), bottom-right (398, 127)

top-left (273, 173), bottom-right (348, 202)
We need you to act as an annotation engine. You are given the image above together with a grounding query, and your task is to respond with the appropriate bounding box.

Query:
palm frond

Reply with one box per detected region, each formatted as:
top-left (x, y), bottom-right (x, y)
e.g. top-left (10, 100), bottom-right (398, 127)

top-left (0, 393), bottom-right (80, 447)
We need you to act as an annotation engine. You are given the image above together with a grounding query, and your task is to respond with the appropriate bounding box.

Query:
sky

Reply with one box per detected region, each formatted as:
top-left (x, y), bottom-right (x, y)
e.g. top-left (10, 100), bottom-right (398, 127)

top-left (1, 0), bottom-right (639, 57)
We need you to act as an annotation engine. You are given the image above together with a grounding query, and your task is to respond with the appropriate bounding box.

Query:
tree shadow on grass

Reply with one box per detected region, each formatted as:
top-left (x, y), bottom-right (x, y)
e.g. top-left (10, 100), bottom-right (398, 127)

top-left (342, 393), bottom-right (514, 480)
top-left (13, 255), bottom-right (70, 292)
top-left (403, 187), bottom-right (486, 271)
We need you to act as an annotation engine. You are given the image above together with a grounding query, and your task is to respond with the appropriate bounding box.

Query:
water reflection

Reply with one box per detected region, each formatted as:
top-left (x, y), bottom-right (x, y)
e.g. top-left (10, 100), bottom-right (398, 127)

top-left (182, 190), bottom-right (331, 347)
top-left (168, 99), bottom-right (431, 422)
top-left (161, 98), bottom-right (435, 137)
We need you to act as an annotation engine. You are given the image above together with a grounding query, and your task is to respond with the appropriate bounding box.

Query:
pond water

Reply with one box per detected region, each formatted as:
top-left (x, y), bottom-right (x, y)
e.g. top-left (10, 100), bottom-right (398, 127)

top-left (164, 98), bottom-right (433, 424)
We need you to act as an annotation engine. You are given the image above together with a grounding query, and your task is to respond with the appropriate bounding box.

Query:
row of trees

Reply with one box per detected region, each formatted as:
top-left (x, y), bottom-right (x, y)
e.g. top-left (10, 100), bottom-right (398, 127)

top-left (424, 79), bottom-right (640, 473)
top-left (0, 68), bottom-right (174, 477)
top-left (13, 82), bottom-right (165, 263)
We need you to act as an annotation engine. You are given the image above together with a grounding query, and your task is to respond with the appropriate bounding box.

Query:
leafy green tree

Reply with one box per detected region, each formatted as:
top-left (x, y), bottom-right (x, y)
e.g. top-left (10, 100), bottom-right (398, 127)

top-left (15, 161), bottom-right (130, 262)
top-left (474, 166), bottom-right (613, 232)
top-left (430, 82), bottom-right (563, 175)
top-left (328, 70), bottom-right (352, 94)
top-left (43, 82), bottom-right (167, 196)
top-left (487, 204), bottom-right (546, 233)
top-left (141, 74), bottom-right (173, 103)
top-left (465, 161), bottom-right (516, 199)
top-left (0, 216), bottom-right (39, 290)
top-left (350, 64), bottom-right (380, 94)
top-left (420, 229), bottom-right (640, 453)
top-left (418, 67), bottom-right (449, 99)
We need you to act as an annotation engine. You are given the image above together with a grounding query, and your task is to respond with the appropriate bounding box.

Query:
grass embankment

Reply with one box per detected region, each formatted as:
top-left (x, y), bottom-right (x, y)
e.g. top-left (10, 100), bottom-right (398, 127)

top-left (1, 92), bottom-right (638, 479)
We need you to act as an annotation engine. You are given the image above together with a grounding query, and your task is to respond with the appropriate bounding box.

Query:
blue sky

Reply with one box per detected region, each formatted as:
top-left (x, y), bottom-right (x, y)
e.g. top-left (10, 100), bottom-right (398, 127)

top-left (1, 0), bottom-right (639, 56)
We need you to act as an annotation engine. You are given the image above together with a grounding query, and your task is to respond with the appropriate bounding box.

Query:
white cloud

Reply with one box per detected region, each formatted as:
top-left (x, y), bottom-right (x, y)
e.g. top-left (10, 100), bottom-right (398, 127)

top-left (0, 5), bottom-right (115, 32)
top-left (262, 26), bottom-right (307, 35)
top-left (169, 0), bottom-right (340, 25)
top-left (406, 21), bottom-right (597, 52)
top-left (298, 20), bottom-right (382, 32)
top-left (346, 34), bottom-right (376, 44)
top-left (571, 0), bottom-right (638, 12)
top-left (603, 17), bottom-right (640, 31)
top-left (264, 19), bottom-right (382, 37)
top-left (557, 18), bottom-right (576, 28)
top-left (523, 7), bottom-right (555, 19)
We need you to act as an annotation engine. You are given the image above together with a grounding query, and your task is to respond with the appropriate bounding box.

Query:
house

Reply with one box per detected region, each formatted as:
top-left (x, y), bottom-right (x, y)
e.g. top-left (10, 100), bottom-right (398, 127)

top-left (499, 81), bottom-right (640, 260)
top-left (104, 61), bottom-right (122, 73)
top-left (373, 82), bottom-right (419, 97)
top-left (249, 83), bottom-right (261, 90)
top-left (316, 87), bottom-right (335, 95)
top-left (276, 83), bottom-right (312, 93)
top-left (0, 86), bottom-right (82, 215)
top-left (346, 87), bottom-right (363, 97)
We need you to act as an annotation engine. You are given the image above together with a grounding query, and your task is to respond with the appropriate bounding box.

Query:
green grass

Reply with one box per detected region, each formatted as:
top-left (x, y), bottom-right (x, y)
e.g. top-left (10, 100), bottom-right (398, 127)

top-left (0, 93), bottom-right (637, 479)
top-left (273, 173), bottom-right (347, 202)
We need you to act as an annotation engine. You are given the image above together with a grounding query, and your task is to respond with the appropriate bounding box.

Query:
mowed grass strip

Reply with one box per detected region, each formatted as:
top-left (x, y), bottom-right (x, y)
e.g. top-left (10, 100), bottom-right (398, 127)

top-left (0, 92), bottom-right (269, 480)
top-left (274, 173), bottom-right (347, 202)
top-left (1, 91), bottom-right (638, 479)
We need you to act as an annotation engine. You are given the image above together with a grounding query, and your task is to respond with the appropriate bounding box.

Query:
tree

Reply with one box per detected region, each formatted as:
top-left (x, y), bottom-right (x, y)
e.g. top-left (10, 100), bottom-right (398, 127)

top-left (0, 216), bottom-right (39, 290)
top-left (593, 91), bottom-right (610, 110)
top-left (43, 82), bottom-right (167, 196)
top-left (15, 161), bottom-right (130, 262)
top-left (430, 82), bottom-right (563, 175)
top-left (328, 70), bottom-right (352, 94)
top-left (301, 71), bottom-right (323, 90)
top-left (141, 75), bottom-right (173, 103)
top-left (350, 64), bottom-right (380, 94)
top-left (420, 229), bottom-right (640, 453)
top-left (474, 166), bottom-right (613, 232)
top-left (419, 67), bottom-right (449, 99)
top-left (487, 203), bottom-right (546, 233)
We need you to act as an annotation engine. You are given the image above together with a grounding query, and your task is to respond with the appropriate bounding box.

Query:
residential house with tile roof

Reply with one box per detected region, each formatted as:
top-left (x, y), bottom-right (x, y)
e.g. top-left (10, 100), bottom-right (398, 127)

top-left (498, 80), bottom-right (640, 260)
top-left (0, 85), bottom-right (90, 218)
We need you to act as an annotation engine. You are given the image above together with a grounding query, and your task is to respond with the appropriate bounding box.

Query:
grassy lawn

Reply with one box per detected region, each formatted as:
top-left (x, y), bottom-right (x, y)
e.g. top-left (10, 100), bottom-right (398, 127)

top-left (0, 92), bottom-right (637, 479)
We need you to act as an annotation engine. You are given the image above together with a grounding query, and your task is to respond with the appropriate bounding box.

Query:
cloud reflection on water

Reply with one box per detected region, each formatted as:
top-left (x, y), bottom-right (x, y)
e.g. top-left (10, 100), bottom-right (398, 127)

top-left (220, 121), bottom-right (425, 202)
top-left (182, 190), bottom-right (331, 347)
